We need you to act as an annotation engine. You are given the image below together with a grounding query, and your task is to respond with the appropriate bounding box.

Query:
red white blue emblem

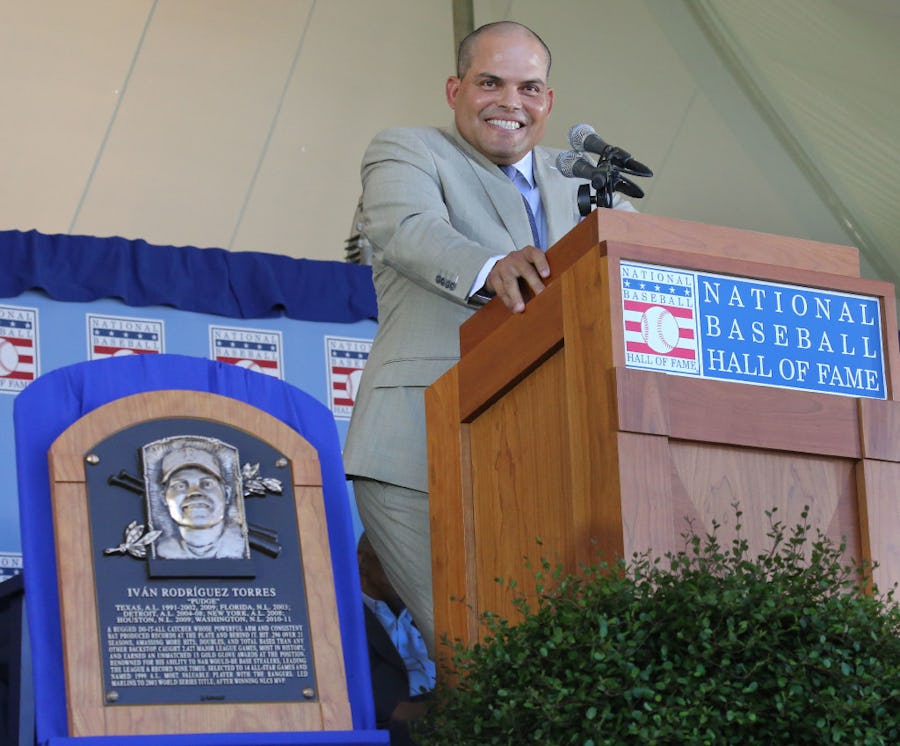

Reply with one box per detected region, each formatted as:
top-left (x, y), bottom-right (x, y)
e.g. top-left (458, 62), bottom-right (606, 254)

top-left (325, 335), bottom-right (371, 419)
top-left (0, 304), bottom-right (39, 393)
top-left (87, 314), bottom-right (164, 359)
top-left (621, 262), bottom-right (700, 376)
top-left (210, 325), bottom-right (284, 379)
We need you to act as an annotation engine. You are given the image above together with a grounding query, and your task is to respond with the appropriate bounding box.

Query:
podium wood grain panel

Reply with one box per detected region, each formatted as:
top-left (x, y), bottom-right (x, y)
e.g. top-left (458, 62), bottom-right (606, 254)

top-left (469, 350), bottom-right (572, 616)
top-left (426, 367), bottom-right (481, 648)
top-left (457, 279), bottom-right (564, 421)
top-left (855, 458), bottom-right (900, 595)
top-left (669, 441), bottom-right (858, 554)
top-left (560, 250), bottom-right (626, 568)
top-left (859, 398), bottom-right (900, 462)
top-left (48, 390), bottom-right (351, 737)
top-left (615, 367), bottom-right (863, 458)
top-left (589, 210), bottom-right (861, 276)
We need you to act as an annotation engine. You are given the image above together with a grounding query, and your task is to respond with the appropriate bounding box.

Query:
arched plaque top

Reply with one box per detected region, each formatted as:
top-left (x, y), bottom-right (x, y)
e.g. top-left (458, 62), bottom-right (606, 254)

top-left (51, 390), bottom-right (323, 487)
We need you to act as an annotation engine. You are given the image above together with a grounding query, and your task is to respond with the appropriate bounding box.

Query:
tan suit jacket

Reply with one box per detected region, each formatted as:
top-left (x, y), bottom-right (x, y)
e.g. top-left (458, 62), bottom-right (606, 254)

top-left (343, 124), bottom-right (633, 492)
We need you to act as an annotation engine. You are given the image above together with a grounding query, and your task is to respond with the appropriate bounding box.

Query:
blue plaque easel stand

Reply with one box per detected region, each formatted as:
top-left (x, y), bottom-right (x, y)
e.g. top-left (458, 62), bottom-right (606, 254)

top-left (14, 354), bottom-right (388, 745)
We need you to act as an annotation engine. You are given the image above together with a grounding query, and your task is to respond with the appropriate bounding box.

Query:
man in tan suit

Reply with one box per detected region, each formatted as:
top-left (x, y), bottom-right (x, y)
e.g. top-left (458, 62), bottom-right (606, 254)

top-left (343, 21), bottom-right (635, 654)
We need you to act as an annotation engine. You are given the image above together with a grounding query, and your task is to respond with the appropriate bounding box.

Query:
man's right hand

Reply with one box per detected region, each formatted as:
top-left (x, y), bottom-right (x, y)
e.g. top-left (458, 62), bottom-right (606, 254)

top-left (484, 245), bottom-right (550, 313)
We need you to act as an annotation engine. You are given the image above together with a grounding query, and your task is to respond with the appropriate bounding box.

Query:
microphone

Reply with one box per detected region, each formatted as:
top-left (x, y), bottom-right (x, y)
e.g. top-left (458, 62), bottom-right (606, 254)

top-left (557, 151), bottom-right (645, 201)
top-left (568, 124), bottom-right (653, 178)
top-left (555, 150), bottom-right (608, 188)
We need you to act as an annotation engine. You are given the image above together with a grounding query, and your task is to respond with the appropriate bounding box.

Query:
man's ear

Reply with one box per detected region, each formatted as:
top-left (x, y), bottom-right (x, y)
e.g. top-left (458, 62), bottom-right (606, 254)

top-left (445, 76), bottom-right (461, 109)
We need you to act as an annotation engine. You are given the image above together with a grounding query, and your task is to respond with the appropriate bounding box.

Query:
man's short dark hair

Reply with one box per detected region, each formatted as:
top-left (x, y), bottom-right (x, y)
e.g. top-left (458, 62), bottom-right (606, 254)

top-left (456, 21), bottom-right (552, 79)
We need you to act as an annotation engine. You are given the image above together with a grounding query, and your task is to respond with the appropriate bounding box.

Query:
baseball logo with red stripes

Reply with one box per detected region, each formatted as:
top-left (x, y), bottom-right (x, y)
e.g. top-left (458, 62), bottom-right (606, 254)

top-left (621, 262), bottom-right (700, 375)
top-left (210, 325), bottom-right (284, 379)
top-left (0, 305), bottom-right (39, 393)
top-left (87, 314), bottom-right (164, 359)
top-left (325, 335), bottom-right (371, 419)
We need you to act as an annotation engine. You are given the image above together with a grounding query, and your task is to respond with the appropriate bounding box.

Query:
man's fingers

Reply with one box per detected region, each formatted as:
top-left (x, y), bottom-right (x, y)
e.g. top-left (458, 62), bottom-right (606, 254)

top-left (485, 264), bottom-right (524, 312)
top-left (496, 272), bottom-right (527, 313)
top-left (523, 245), bottom-right (551, 279)
top-left (485, 247), bottom-right (550, 313)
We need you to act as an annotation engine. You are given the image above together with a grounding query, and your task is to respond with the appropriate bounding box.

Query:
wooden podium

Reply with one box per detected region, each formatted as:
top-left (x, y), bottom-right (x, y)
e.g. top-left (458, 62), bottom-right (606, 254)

top-left (426, 211), bottom-right (900, 649)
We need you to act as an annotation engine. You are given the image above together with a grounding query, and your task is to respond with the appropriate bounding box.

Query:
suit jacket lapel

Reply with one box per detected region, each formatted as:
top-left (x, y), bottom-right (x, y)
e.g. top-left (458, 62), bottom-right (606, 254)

top-left (443, 123), bottom-right (534, 249)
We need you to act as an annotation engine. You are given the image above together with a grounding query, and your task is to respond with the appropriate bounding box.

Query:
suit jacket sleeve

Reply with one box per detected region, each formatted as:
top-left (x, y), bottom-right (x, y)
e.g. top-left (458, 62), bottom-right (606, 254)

top-left (362, 126), bottom-right (528, 305)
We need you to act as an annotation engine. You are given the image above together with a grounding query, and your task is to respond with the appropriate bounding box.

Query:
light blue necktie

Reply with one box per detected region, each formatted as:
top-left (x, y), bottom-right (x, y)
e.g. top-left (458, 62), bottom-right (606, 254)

top-left (500, 165), bottom-right (542, 250)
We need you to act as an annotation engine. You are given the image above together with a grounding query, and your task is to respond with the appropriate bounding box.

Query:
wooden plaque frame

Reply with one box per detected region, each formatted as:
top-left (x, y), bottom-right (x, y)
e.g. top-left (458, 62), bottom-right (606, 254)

top-left (48, 390), bottom-right (352, 738)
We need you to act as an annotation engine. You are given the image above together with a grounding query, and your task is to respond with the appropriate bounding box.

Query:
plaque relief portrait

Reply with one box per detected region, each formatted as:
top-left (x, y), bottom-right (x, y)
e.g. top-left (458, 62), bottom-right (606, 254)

top-left (142, 436), bottom-right (250, 560)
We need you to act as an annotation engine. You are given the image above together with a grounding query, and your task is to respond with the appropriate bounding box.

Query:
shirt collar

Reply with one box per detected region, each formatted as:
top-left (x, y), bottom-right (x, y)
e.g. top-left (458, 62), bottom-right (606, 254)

top-left (506, 151), bottom-right (536, 189)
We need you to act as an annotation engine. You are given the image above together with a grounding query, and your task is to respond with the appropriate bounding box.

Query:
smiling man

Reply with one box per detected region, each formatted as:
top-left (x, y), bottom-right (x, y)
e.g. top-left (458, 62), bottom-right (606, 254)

top-left (447, 23), bottom-right (553, 167)
top-left (343, 21), bottom-right (636, 655)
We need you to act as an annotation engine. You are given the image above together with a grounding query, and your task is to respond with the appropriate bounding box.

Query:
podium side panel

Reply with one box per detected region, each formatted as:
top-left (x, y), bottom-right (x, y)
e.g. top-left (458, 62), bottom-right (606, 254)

top-left (468, 350), bottom-right (573, 625)
top-left (425, 367), bottom-right (474, 651)
top-left (856, 459), bottom-right (900, 596)
top-left (561, 249), bottom-right (626, 567)
top-left (457, 280), bottom-right (564, 421)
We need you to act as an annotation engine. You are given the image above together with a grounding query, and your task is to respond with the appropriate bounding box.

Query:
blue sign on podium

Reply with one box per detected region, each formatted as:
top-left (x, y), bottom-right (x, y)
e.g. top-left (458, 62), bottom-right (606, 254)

top-left (621, 260), bottom-right (886, 400)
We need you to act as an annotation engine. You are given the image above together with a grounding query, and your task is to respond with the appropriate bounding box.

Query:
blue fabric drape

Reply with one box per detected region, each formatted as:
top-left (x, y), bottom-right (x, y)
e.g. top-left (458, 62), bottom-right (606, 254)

top-left (0, 229), bottom-right (378, 322)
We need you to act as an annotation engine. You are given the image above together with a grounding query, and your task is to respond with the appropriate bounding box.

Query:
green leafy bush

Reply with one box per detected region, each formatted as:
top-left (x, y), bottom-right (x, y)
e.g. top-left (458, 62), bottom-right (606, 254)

top-left (418, 508), bottom-right (899, 745)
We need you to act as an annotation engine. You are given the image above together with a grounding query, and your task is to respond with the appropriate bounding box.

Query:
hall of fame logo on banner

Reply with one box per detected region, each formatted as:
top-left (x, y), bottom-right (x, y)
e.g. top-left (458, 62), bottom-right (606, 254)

top-left (0, 304), bottom-right (39, 394)
top-left (325, 336), bottom-right (371, 419)
top-left (87, 314), bottom-right (164, 360)
top-left (622, 263), bottom-right (699, 376)
top-left (620, 260), bottom-right (886, 399)
top-left (210, 326), bottom-right (284, 379)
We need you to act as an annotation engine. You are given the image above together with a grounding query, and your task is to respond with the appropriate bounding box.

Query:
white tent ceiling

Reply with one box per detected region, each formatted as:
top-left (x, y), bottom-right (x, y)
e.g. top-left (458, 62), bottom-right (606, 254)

top-left (690, 0), bottom-right (900, 291)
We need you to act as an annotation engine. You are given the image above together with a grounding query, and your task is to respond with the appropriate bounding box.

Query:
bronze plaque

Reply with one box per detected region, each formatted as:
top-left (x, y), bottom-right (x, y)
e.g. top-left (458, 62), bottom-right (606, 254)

top-left (86, 417), bottom-right (316, 706)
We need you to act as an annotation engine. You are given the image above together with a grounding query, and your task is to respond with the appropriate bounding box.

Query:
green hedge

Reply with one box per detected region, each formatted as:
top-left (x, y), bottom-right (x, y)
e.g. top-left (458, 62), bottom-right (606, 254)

top-left (419, 508), bottom-right (899, 745)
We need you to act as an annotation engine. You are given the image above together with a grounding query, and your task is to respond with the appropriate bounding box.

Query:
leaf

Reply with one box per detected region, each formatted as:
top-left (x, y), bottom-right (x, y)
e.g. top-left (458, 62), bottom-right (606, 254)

top-left (241, 463), bottom-right (282, 497)
top-left (261, 477), bottom-right (283, 493)
top-left (124, 521), bottom-right (144, 545)
top-left (137, 529), bottom-right (162, 546)
top-left (104, 522), bottom-right (161, 559)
